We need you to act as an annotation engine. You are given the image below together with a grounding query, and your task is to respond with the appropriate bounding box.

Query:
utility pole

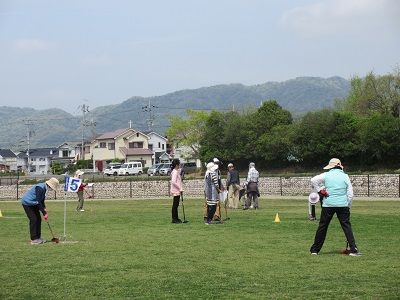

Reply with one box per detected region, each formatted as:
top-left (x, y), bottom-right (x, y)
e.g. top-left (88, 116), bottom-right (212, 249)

top-left (79, 101), bottom-right (89, 161)
top-left (142, 99), bottom-right (156, 131)
top-left (24, 120), bottom-right (33, 174)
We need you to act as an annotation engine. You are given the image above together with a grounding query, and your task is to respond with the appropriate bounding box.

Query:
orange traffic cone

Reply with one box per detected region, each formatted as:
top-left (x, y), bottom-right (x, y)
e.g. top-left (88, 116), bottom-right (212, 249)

top-left (274, 213), bottom-right (281, 222)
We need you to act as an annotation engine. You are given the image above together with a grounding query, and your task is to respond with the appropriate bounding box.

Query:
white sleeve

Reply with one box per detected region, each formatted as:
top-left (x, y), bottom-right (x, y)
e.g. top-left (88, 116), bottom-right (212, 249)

top-left (311, 173), bottom-right (326, 191)
top-left (346, 175), bottom-right (354, 207)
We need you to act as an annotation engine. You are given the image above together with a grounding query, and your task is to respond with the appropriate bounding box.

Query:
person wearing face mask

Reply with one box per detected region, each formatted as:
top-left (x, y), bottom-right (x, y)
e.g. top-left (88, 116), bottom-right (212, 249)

top-left (20, 177), bottom-right (59, 244)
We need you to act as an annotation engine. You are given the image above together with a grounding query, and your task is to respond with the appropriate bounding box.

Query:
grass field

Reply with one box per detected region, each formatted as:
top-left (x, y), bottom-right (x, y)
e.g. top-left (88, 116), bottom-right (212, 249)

top-left (1, 198), bottom-right (399, 300)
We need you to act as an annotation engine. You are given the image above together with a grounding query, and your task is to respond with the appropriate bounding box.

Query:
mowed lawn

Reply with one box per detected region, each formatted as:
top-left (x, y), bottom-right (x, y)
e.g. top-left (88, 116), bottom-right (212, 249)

top-left (0, 198), bottom-right (399, 300)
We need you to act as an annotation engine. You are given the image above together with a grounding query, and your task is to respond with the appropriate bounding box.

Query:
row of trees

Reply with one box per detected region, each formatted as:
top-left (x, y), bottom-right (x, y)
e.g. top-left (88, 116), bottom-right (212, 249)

top-left (166, 69), bottom-right (400, 171)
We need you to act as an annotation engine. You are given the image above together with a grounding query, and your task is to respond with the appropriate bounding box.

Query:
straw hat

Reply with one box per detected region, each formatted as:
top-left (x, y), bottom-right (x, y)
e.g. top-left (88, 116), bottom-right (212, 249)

top-left (323, 158), bottom-right (343, 170)
top-left (75, 170), bottom-right (85, 176)
top-left (46, 177), bottom-right (59, 191)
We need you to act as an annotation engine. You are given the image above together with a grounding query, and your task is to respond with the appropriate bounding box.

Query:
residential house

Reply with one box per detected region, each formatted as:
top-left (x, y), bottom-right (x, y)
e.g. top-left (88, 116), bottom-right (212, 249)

top-left (85, 128), bottom-right (153, 168)
top-left (171, 142), bottom-right (202, 168)
top-left (18, 147), bottom-right (59, 175)
top-left (57, 141), bottom-right (82, 168)
top-left (0, 149), bottom-right (18, 172)
top-left (142, 131), bottom-right (171, 164)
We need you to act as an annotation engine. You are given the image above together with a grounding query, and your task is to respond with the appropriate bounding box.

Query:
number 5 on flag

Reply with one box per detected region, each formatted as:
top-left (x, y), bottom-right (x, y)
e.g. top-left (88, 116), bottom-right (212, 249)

top-left (64, 176), bottom-right (82, 192)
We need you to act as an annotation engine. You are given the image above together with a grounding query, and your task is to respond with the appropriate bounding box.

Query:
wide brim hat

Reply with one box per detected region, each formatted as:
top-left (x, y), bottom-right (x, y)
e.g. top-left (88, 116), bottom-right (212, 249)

top-left (323, 158), bottom-right (343, 170)
top-left (206, 162), bottom-right (215, 170)
top-left (46, 177), bottom-right (59, 191)
top-left (309, 192), bottom-right (319, 204)
top-left (75, 170), bottom-right (85, 176)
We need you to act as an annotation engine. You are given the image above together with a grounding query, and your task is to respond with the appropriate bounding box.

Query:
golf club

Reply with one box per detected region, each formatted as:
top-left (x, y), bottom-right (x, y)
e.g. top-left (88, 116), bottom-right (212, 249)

top-left (180, 192), bottom-right (188, 223)
top-left (340, 241), bottom-right (350, 254)
top-left (46, 221), bottom-right (60, 243)
top-left (84, 189), bottom-right (93, 199)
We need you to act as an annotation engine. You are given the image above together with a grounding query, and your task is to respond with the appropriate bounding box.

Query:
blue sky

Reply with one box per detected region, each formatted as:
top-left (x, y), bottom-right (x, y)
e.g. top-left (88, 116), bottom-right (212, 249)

top-left (0, 0), bottom-right (398, 114)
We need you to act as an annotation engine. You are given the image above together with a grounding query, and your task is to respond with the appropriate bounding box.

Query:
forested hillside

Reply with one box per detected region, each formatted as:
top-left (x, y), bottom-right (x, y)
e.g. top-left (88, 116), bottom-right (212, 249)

top-left (0, 76), bottom-right (349, 149)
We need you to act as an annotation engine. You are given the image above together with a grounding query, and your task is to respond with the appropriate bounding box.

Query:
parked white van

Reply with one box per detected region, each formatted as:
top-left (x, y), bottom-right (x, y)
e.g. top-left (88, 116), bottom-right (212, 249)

top-left (118, 162), bottom-right (143, 176)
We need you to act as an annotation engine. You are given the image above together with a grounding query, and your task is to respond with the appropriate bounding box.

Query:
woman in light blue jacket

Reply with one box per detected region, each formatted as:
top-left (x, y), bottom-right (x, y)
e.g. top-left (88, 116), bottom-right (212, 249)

top-left (21, 177), bottom-right (59, 244)
top-left (309, 158), bottom-right (361, 256)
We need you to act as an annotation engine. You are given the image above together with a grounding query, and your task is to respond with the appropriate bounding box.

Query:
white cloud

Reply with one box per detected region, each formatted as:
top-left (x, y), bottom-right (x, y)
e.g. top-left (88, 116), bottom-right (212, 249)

top-left (279, 0), bottom-right (400, 37)
top-left (14, 39), bottom-right (51, 51)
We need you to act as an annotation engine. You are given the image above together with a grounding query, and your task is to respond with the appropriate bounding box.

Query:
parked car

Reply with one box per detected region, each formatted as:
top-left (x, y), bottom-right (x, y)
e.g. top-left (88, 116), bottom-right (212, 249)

top-left (158, 163), bottom-right (172, 176)
top-left (180, 162), bottom-right (197, 178)
top-left (147, 163), bottom-right (163, 176)
top-left (118, 162), bottom-right (143, 176)
top-left (103, 164), bottom-right (122, 176)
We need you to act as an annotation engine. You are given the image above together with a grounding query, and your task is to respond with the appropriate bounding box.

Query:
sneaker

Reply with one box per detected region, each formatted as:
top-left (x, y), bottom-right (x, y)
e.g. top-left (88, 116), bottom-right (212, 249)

top-left (309, 217), bottom-right (316, 221)
top-left (79, 209), bottom-right (85, 212)
top-left (205, 220), bottom-right (215, 225)
top-left (349, 251), bottom-right (362, 256)
top-left (310, 252), bottom-right (318, 255)
top-left (38, 238), bottom-right (47, 243)
top-left (31, 239), bottom-right (44, 245)
top-left (172, 219), bottom-right (182, 224)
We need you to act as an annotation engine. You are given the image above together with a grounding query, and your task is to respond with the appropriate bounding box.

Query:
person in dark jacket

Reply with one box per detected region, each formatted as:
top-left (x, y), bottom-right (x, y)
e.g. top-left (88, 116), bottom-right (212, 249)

top-left (226, 163), bottom-right (240, 209)
top-left (21, 177), bottom-right (59, 244)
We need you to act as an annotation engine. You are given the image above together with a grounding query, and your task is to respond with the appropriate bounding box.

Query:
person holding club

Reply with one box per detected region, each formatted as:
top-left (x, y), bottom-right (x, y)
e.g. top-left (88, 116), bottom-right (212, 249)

top-left (204, 162), bottom-right (221, 225)
top-left (20, 177), bottom-right (59, 244)
top-left (309, 158), bottom-right (361, 256)
top-left (75, 170), bottom-right (88, 211)
top-left (170, 159), bottom-right (184, 224)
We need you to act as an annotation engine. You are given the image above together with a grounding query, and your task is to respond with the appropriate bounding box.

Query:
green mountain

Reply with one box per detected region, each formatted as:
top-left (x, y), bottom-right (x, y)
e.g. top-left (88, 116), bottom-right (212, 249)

top-left (0, 76), bottom-right (349, 150)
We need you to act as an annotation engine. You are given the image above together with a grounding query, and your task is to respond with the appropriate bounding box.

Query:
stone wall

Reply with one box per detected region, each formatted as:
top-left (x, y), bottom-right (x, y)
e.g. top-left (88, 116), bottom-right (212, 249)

top-left (1, 174), bottom-right (399, 201)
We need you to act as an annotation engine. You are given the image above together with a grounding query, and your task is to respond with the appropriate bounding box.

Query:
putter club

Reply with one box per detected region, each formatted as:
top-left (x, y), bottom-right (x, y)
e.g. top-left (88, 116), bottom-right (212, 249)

top-left (84, 189), bottom-right (93, 199)
top-left (46, 221), bottom-right (60, 243)
top-left (180, 193), bottom-right (188, 223)
top-left (340, 241), bottom-right (350, 254)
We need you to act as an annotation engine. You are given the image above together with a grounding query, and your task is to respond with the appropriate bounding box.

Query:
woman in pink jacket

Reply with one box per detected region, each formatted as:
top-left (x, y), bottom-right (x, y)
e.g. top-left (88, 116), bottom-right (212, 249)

top-left (170, 159), bottom-right (183, 223)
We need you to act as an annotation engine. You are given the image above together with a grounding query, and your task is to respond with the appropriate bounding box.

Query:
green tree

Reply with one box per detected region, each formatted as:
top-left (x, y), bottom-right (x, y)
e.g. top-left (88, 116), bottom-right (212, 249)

top-left (252, 100), bottom-right (293, 136)
top-left (291, 109), bottom-right (359, 167)
top-left (336, 69), bottom-right (400, 117)
top-left (51, 161), bottom-right (62, 175)
top-left (165, 109), bottom-right (209, 160)
top-left (355, 112), bottom-right (400, 166)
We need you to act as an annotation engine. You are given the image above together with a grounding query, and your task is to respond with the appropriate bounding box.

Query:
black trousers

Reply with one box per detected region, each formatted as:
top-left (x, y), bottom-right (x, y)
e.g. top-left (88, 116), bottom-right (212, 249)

top-left (22, 204), bottom-right (42, 240)
top-left (172, 195), bottom-right (180, 220)
top-left (310, 206), bottom-right (358, 253)
top-left (207, 204), bottom-right (217, 221)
